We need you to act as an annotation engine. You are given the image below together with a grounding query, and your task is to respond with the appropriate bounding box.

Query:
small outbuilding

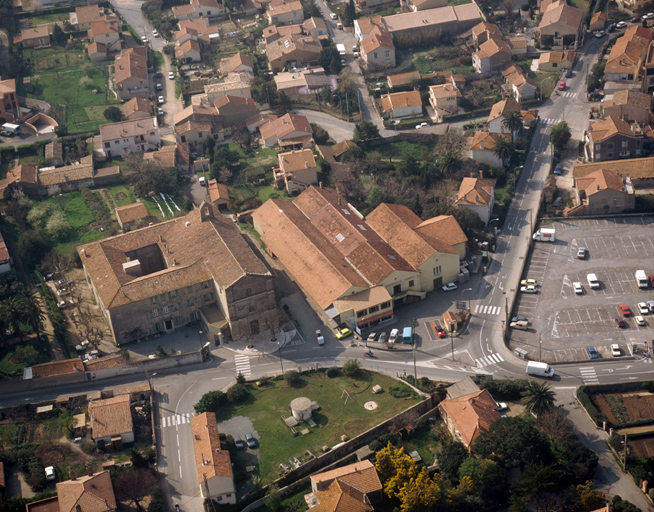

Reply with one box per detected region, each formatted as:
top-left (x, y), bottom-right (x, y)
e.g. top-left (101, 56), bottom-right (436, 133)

top-left (291, 397), bottom-right (313, 421)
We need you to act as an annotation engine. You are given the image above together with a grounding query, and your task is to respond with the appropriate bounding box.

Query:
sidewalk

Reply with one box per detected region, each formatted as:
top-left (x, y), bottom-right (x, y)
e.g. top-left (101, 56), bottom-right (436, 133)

top-left (558, 389), bottom-right (653, 509)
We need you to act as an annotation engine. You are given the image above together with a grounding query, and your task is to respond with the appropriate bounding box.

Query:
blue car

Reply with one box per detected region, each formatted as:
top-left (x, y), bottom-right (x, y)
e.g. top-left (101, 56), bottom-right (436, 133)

top-left (587, 346), bottom-right (599, 359)
top-left (554, 164), bottom-right (563, 175)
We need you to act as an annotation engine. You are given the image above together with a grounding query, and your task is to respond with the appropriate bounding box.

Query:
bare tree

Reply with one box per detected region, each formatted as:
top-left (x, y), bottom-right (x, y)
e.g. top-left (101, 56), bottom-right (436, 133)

top-left (503, 0), bottom-right (515, 18)
top-left (77, 307), bottom-right (104, 350)
top-left (218, 166), bottom-right (233, 183)
top-left (113, 468), bottom-right (158, 511)
top-left (47, 184), bottom-right (61, 197)
top-left (11, 188), bottom-right (25, 201)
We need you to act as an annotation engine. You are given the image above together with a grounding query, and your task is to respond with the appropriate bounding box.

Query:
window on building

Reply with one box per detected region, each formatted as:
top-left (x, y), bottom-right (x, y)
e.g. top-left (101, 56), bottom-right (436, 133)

top-left (188, 297), bottom-right (197, 307)
top-left (189, 311), bottom-right (199, 321)
top-left (162, 305), bottom-right (169, 314)
top-left (202, 280), bottom-right (211, 289)
top-left (169, 290), bottom-right (178, 299)
top-left (104, 142), bottom-right (110, 148)
top-left (151, 308), bottom-right (160, 318)
top-left (369, 305), bottom-right (379, 313)
top-left (622, 140), bottom-right (628, 148)
top-left (357, 310), bottom-right (367, 318)
top-left (607, 153), bottom-right (613, 158)
top-left (380, 301), bottom-right (391, 309)
top-left (203, 292), bottom-right (214, 302)
top-left (373, 52), bottom-right (378, 59)
top-left (154, 322), bottom-right (163, 331)
top-left (384, 51), bottom-right (390, 58)
top-left (187, 285), bottom-right (193, 293)
top-left (595, 144), bottom-right (601, 151)
top-left (150, 297), bottom-right (157, 305)
top-left (173, 302), bottom-right (181, 311)
top-left (409, 280), bottom-right (414, 287)
top-left (174, 316), bottom-right (184, 326)
top-left (160, 293), bottom-right (167, 302)
top-left (608, 143), bottom-right (613, 149)
top-left (181, 136), bottom-right (186, 142)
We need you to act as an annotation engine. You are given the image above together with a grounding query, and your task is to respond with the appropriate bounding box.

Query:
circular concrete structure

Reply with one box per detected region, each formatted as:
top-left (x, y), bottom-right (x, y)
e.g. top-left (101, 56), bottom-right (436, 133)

top-left (364, 401), bottom-right (378, 411)
top-left (291, 397), bottom-right (312, 421)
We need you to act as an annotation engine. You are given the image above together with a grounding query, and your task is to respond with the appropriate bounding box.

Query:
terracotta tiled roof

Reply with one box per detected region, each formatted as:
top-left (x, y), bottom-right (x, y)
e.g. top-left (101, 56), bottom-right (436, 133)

top-left (100, 117), bottom-right (158, 142)
top-left (380, 91), bottom-right (421, 112)
top-left (312, 460), bottom-right (381, 494)
top-left (89, 17), bottom-right (119, 36)
top-left (191, 412), bottom-right (234, 481)
top-left (87, 41), bottom-right (107, 56)
top-left (203, 73), bottom-right (252, 95)
top-left (366, 203), bottom-right (459, 269)
top-left (116, 203), bottom-right (149, 225)
top-left (114, 47), bottom-right (148, 85)
top-left (439, 389), bottom-right (501, 447)
top-left (355, 16), bottom-right (384, 37)
top-left (88, 395), bottom-right (133, 439)
top-left (573, 156), bottom-right (654, 180)
top-left (386, 71), bottom-right (420, 88)
top-left (474, 38), bottom-right (511, 60)
top-left (83, 354), bottom-right (129, 371)
top-left (8, 164), bottom-right (37, 184)
top-left (590, 10), bottom-right (606, 26)
top-left (604, 89), bottom-right (651, 110)
top-left (488, 97), bottom-right (520, 122)
top-left (507, 36), bottom-right (527, 49)
top-left (75, 4), bottom-right (101, 25)
top-left (471, 21), bottom-right (502, 37)
top-left (429, 83), bottom-right (461, 99)
top-left (383, 3), bottom-right (481, 33)
top-left (223, 52), bottom-right (253, 72)
top-left (539, 3), bottom-right (582, 30)
top-left (57, 471), bottom-right (116, 512)
top-left (538, 50), bottom-right (575, 64)
top-left (332, 286), bottom-right (391, 315)
top-left (415, 215), bottom-right (468, 247)
top-left (267, 0), bottom-right (302, 15)
top-left (468, 131), bottom-right (506, 151)
top-left (14, 25), bottom-right (50, 44)
top-left (576, 168), bottom-right (625, 195)
top-left (207, 179), bottom-right (229, 202)
top-left (143, 145), bottom-right (177, 167)
top-left (260, 113), bottom-right (311, 141)
top-left (177, 18), bottom-right (220, 38)
top-left (587, 115), bottom-right (638, 142)
top-left (172, 4), bottom-right (195, 15)
top-left (173, 105), bottom-right (215, 126)
top-left (31, 358), bottom-right (85, 379)
top-left (213, 94), bottom-right (256, 109)
top-left (624, 25), bottom-right (653, 47)
top-left (175, 38), bottom-right (201, 59)
top-left (78, 207), bottom-right (270, 309)
top-left (266, 33), bottom-right (322, 63)
top-left (279, 148), bottom-right (316, 172)
top-left (455, 177), bottom-right (496, 206)
top-left (312, 479), bottom-right (373, 512)
top-left (123, 97), bottom-right (152, 118)
top-left (360, 32), bottom-right (394, 54)
top-left (331, 140), bottom-right (357, 158)
top-left (176, 119), bottom-right (212, 135)
top-left (0, 232), bottom-right (9, 262)
top-left (606, 38), bottom-right (644, 75)
top-left (263, 23), bottom-right (303, 41)
top-left (0, 78), bottom-right (16, 96)
top-left (38, 156), bottom-right (95, 188)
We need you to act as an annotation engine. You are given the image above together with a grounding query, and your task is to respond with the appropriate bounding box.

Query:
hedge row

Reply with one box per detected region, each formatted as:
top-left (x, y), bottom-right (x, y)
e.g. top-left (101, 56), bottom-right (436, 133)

top-left (576, 386), bottom-right (607, 426)
top-left (473, 376), bottom-right (530, 400)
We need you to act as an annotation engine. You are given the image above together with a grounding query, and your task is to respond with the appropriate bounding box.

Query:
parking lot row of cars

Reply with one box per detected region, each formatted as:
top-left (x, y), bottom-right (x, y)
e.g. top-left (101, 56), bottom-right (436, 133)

top-left (234, 433), bottom-right (257, 450)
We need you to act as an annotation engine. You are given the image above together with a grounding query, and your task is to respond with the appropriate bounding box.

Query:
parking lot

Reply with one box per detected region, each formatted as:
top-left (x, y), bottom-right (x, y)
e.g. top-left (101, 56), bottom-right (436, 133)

top-left (510, 216), bottom-right (654, 362)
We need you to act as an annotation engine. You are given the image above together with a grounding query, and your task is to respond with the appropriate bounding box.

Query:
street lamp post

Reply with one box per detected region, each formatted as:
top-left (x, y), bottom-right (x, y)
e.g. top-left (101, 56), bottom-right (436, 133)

top-left (411, 318), bottom-right (417, 384)
top-left (539, 333), bottom-right (542, 362)
top-left (463, 288), bottom-right (472, 313)
top-left (277, 340), bottom-right (284, 375)
top-left (450, 328), bottom-right (454, 362)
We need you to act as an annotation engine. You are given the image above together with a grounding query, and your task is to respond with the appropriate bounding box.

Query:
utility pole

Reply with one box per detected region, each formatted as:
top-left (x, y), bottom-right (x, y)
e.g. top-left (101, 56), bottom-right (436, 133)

top-left (450, 328), bottom-right (454, 361)
top-left (539, 333), bottom-right (542, 362)
top-left (623, 433), bottom-right (628, 470)
top-left (277, 340), bottom-right (284, 375)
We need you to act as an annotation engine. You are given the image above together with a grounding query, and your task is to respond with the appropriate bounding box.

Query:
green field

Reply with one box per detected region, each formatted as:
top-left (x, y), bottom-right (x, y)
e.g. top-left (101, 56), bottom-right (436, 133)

top-left (44, 191), bottom-right (96, 229)
top-left (213, 371), bottom-right (421, 483)
top-left (25, 12), bottom-right (71, 25)
top-left (0, 338), bottom-right (51, 377)
top-left (20, 47), bottom-right (120, 133)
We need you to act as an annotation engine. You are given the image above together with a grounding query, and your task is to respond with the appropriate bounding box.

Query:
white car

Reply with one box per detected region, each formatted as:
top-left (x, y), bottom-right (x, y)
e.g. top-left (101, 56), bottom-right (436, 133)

top-left (611, 344), bottom-right (621, 357)
top-left (157, 107), bottom-right (164, 115)
top-left (442, 282), bottom-right (457, 292)
top-left (635, 315), bottom-right (646, 326)
top-left (141, 35), bottom-right (148, 43)
top-left (152, 29), bottom-right (159, 37)
top-left (573, 282), bottom-right (583, 294)
top-left (638, 302), bottom-right (649, 314)
top-left (158, 96), bottom-right (165, 104)
top-left (45, 466), bottom-right (55, 481)
top-left (648, 300), bottom-right (654, 312)
top-left (168, 71), bottom-right (175, 80)
top-left (521, 285), bottom-right (538, 294)
top-left (495, 402), bottom-right (508, 411)
top-left (330, 12), bottom-right (337, 19)
top-left (644, 12), bottom-right (654, 19)
top-left (595, 30), bottom-right (606, 38)
top-left (616, 21), bottom-right (627, 28)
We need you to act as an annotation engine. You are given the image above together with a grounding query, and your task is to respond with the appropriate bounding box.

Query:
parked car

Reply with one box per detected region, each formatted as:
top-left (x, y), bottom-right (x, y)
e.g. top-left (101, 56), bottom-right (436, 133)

top-left (573, 282), bottom-right (583, 294)
top-left (45, 466), bottom-right (55, 481)
top-left (520, 285), bottom-right (538, 293)
top-left (648, 299), bottom-right (654, 312)
top-left (607, 23), bottom-right (616, 32)
top-left (168, 71), bottom-right (175, 80)
top-left (366, 332), bottom-right (378, 342)
top-left (442, 282), bottom-right (457, 292)
top-left (557, 80), bottom-right (566, 90)
top-left (141, 35), bottom-right (148, 42)
top-left (155, 71), bottom-right (162, 78)
top-left (553, 164), bottom-right (563, 175)
top-left (152, 29), bottom-right (159, 37)
top-left (330, 12), bottom-right (337, 19)
top-left (635, 315), bottom-right (646, 326)
top-left (619, 304), bottom-right (631, 316)
top-left (434, 325), bottom-right (446, 339)
top-left (336, 327), bottom-right (352, 340)
top-left (158, 96), bottom-right (165, 104)
top-left (389, 328), bottom-right (399, 343)
top-left (587, 346), bottom-right (599, 359)
top-left (156, 83), bottom-right (163, 90)
top-left (611, 344), bottom-right (621, 357)
top-left (615, 317), bottom-right (626, 328)
top-left (245, 433), bottom-right (257, 448)
top-left (589, 91), bottom-right (603, 101)
top-left (638, 302), bottom-right (649, 314)
top-left (157, 107), bottom-right (164, 115)
top-left (378, 332), bottom-right (388, 343)
top-left (643, 13), bottom-right (653, 19)
top-left (234, 436), bottom-right (245, 449)
top-left (594, 30), bottom-right (606, 38)
top-left (520, 279), bottom-right (537, 286)
top-left (565, 68), bottom-right (573, 78)
top-left (495, 402), bottom-right (508, 411)
top-left (511, 316), bottom-right (528, 323)
top-left (616, 21), bottom-right (627, 28)
top-left (577, 247), bottom-right (586, 259)
top-left (630, 16), bottom-right (641, 22)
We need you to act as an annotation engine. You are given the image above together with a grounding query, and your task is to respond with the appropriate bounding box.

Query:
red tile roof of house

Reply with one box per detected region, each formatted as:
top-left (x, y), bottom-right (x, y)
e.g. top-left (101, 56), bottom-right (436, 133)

top-left (116, 203), bottom-right (149, 225)
top-left (191, 412), bottom-right (234, 481)
top-left (207, 179), bottom-right (229, 202)
top-left (455, 177), bottom-right (497, 206)
top-left (89, 394), bottom-right (133, 439)
top-left (575, 168), bottom-right (625, 195)
top-left (57, 471), bottom-right (116, 512)
top-left (439, 389), bottom-right (501, 447)
top-left (32, 358), bottom-right (85, 379)
top-left (380, 91), bottom-right (421, 112)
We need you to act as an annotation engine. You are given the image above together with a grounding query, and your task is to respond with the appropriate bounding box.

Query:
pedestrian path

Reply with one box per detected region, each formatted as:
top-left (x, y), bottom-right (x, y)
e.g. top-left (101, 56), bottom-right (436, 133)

top-left (160, 413), bottom-right (192, 430)
top-left (541, 117), bottom-right (562, 126)
top-left (579, 366), bottom-right (599, 384)
top-left (474, 304), bottom-right (502, 315)
top-left (558, 91), bottom-right (576, 98)
top-left (475, 353), bottom-right (504, 367)
top-left (235, 354), bottom-right (251, 378)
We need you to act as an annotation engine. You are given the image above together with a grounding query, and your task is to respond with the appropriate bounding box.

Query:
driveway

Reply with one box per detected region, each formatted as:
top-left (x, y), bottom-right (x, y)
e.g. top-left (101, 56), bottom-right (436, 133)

top-left (293, 108), bottom-right (354, 141)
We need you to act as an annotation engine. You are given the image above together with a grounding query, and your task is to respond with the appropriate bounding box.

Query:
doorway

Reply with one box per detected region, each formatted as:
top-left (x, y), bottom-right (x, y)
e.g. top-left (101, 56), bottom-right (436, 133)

top-left (250, 319), bottom-right (260, 334)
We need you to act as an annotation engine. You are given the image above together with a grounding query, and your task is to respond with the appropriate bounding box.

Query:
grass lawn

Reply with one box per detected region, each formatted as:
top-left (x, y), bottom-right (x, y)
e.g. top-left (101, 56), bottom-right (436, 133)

top-left (256, 483), bottom-right (312, 512)
top-left (43, 191), bottom-right (96, 229)
top-left (0, 337), bottom-right (51, 377)
top-left (20, 51), bottom-right (120, 133)
top-left (400, 424), bottom-right (442, 465)
top-left (447, 0), bottom-right (472, 5)
top-left (215, 371), bottom-right (422, 483)
top-left (23, 46), bottom-right (89, 72)
top-left (568, 0), bottom-right (590, 11)
top-left (109, 185), bottom-right (137, 207)
top-left (365, 140), bottom-right (433, 162)
top-left (26, 12), bottom-right (71, 24)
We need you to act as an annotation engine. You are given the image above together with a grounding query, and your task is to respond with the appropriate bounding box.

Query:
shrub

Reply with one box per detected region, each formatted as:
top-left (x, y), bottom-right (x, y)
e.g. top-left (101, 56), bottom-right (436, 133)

top-left (576, 386), bottom-right (606, 426)
top-left (342, 359), bottom-right (361, 377)
top-left (369, 440), bottom-right (382, 452)
top-left (227, 383), bottom-right (248, 403)
top-left (388, 381), bottom-right (416, 398)
top-left (378, 433), bottom-right (398, 446)
top-left (236, 373), bottom-right (246, 385)
top-left (326, 367), bottom-right (340, 378)
top-left (473, 376), bottom-right (530, 400)
top-left (284, 370), bottom-right (301, 387)
top-left (194, 390), bottom-right (226, 414)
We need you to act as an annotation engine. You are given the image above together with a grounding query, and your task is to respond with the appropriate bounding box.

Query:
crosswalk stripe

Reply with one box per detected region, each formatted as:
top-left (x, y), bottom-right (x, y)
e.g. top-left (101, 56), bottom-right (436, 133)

top-left (492, 306), bottom-right (500, 315)
top-left (495, 353), bottom-right (504, 362)
top-left (482, 356), bottom-right (492, 366)
top-left (488, 354), bottom-right (499, 363)
top-left (475, 305), bottom-right (480, 313)
top-left (482, 305), bottom-right (488, 314)
top-left (475, 359), bottom-right (483, 367)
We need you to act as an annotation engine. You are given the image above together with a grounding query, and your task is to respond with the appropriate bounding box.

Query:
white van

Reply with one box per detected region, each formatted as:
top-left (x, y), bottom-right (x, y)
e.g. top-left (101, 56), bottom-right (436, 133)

top-left (388, 328), bottom-right (399, 343)
top-left (587, 273), bottom-right (600, 289)
top-left (526, 361), bottom-right (555, 378)
top-left (198, 176), bottom-right (207, 186)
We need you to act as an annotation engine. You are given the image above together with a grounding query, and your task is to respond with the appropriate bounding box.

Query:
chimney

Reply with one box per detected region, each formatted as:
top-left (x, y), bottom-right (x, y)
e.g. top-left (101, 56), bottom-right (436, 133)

top-left (319, 181), bottom-right (323, 188)
top-left (480, 140), bottom-right (484, 150)
top-left (597, 184), bottom-right (600, 191)
top-left (405, 98), bottom-right (409, 106)
top-left (69, 470), bottom-right (76, 481)
top-left (87, 465), bottom-right (93, 477)
top-left (304, 161), bottom-right (309, 168)
top-left (479, 169), bottom-right (484, 179)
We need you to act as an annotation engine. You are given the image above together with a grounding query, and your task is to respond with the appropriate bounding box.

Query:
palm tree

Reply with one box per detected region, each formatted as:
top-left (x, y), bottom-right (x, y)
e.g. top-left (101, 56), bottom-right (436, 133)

top-left (437, 149), bottom-right (463, 177)
top-left (502, 110), bottom-right (523, 142)
top-left (23, 292), bottom-right (46, 341)
top-left (491, 135), bottom-right (515, 165)
top-left (6, 296), bottom-right (26, 343)
top-left (521, 381), bottom-right (556, 415)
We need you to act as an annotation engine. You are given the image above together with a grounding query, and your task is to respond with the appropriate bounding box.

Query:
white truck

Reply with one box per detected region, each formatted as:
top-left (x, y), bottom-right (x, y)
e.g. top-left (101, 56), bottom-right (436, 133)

top-left (587, 273), bottom-right (600, 289)
top-left (336, 44), bottom-right (346, 57)
top-left (532, 228), bottom-right (555, 242)
top-left (315, 329), bottom-right (325, 345)
top-left (636, 270), bottom-right (648, 289)
top-left (1, 123), bottom-right (20, 135)
top-left (526, 361), bottom-right (555, 378)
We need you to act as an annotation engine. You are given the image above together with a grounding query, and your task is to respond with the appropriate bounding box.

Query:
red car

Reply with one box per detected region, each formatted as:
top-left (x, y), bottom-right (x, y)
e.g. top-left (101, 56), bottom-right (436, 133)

top-left (558, 81), bottom-right (566, 90)
top-left (615, 317), bottom-right (626, 328)
top-left (619, 304), bottom-right (631, 316)
top-left (434, 325), bottom-right (447, 339)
